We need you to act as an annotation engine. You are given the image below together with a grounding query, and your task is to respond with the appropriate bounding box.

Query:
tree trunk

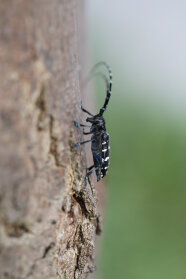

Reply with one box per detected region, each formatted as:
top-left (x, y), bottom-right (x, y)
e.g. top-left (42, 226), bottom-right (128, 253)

top-left (0, 1), bottom-right (100, 278)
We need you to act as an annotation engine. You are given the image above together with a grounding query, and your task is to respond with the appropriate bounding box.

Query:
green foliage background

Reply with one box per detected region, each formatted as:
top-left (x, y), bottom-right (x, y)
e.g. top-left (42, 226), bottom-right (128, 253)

top-left (87, 3), bottom-right (186, 277)
top-left (91, 66), bottom-right (186, 279)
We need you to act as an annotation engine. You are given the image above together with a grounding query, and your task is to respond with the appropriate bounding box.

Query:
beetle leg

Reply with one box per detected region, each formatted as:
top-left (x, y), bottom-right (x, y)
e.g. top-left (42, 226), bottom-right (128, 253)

top-left (83, 131), bottom-right (94, 135)
top-left (74, 139), bottom-right (92, 148)
top-left (84, 165), bottom-right (98, 186)
top-left (73, 121), bottom-right (91, 128)
top-left (81, 102), bottom-right (94, 116)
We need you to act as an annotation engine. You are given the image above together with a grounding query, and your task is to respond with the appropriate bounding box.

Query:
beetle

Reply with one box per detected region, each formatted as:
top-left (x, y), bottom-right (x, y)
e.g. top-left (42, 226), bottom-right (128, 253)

top-left (74, 62), bottom-right (112, 186)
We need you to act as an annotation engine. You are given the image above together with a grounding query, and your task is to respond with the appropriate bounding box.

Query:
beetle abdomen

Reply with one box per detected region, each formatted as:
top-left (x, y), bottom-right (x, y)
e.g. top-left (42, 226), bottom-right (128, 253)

top-left (100, 132), bottom-right (110, 179)
top-left (91, 132), bottom-right (110, 181)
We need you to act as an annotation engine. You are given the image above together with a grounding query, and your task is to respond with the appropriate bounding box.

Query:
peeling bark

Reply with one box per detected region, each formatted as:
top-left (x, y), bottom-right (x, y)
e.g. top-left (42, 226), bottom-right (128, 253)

top-left (0, 1), bottom-right (100, 278)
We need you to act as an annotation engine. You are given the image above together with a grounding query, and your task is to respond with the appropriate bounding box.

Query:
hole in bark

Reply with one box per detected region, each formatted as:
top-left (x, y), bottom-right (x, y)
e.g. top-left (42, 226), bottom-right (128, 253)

top-left (5, 222), bottom-right (30, 238)
top-left (73, 193), bottom-right (88, 217)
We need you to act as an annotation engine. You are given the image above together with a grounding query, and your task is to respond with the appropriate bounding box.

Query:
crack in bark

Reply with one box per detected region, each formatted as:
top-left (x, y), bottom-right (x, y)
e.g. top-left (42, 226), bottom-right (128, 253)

top-left (26, 242), bottom-right (56, 278)
top-left (49, 115), bottom-right (60, 166)
top-left (72, 193), bottom-right (89, 218)
top-left (73, 224), bottom-right (86, 279)
top-left (42, 241), bottom-right (55, 258)
top-left (36, 84), bottom-right (65, 167)
top-left (35, 84), bottom-right (49, 131)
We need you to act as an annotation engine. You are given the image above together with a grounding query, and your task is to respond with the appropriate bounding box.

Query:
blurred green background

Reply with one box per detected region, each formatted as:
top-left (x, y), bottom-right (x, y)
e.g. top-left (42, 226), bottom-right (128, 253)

top-left (87, 1), bottom-right (186, 278)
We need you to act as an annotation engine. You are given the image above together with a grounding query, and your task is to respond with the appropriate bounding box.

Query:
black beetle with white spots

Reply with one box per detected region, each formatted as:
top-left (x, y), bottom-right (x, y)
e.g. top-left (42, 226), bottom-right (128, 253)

top-left (74, 62), bottom-right (112, 186)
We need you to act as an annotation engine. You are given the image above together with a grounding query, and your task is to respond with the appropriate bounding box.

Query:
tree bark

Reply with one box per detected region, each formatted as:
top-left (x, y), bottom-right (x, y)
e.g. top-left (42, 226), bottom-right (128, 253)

top-left (0, 1), bottom-right (100, 278)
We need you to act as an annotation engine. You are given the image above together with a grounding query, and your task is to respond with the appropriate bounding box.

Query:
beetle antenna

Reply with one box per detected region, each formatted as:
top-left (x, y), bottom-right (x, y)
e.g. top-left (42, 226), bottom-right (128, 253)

top-left (82, 62), bottom-right (112, 116)
top-left (84, 71), bottom-right (109, 91)
top-left (90, 62), bottom-right (112, 115)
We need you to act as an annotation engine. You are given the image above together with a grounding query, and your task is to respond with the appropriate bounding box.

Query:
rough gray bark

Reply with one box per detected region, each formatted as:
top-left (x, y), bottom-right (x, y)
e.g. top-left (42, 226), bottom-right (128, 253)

top-left (0, 1), bottom-right (100, 278)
